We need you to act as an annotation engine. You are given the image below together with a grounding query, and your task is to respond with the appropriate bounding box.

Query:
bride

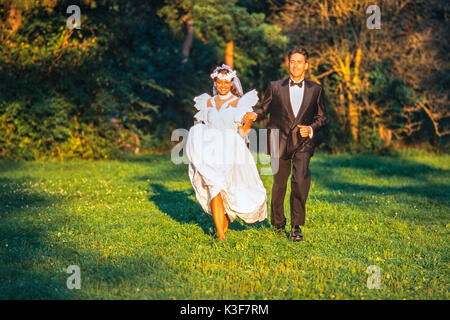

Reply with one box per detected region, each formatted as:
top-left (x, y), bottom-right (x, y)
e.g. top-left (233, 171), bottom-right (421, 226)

top-left (185, 64), bottom-right (267, 241)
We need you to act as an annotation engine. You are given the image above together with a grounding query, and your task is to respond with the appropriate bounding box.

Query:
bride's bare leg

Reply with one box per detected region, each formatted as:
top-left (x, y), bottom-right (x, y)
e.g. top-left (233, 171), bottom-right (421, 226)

top-left (211, 192), bottom-right (226, 241)
top-left (215, 193), bottom-right (228, 233)
top-left (223, 212), bottom-right (229, 233)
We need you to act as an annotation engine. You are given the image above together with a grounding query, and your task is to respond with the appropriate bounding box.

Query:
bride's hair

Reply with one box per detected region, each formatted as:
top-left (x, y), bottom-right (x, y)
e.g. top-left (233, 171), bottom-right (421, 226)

top-left (212, 68), bottom-right (243, 97)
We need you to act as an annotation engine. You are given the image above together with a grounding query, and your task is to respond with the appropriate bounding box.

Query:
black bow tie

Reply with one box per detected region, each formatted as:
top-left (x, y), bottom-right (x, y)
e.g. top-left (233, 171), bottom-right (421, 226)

top-left (289, 79), bottom-right (304, 88)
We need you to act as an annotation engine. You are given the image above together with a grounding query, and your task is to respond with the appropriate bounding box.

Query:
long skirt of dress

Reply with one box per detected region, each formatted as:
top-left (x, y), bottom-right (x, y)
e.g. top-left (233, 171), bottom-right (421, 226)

top-left (186, 122), bottom-right (267, 223)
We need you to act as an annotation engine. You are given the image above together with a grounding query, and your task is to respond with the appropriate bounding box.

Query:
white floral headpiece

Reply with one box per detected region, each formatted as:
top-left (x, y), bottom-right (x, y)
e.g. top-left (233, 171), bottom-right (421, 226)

top-left (210, 64), bottom-right (237, 82)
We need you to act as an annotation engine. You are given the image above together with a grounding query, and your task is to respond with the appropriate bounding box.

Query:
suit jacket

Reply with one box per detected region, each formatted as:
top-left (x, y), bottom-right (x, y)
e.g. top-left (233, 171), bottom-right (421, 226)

top-left (254, 78), bottom-right (327, 160)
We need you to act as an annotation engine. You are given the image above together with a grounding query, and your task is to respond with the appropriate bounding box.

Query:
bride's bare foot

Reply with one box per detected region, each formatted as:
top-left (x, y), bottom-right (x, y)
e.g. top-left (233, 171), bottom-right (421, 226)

top-left (217, 233), bottom-right (227, 241)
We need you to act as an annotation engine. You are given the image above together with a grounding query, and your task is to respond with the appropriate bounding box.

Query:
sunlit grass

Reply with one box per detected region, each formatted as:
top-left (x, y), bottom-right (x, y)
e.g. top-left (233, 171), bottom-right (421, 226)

top-left (0, 150), bottom-right (448, 299)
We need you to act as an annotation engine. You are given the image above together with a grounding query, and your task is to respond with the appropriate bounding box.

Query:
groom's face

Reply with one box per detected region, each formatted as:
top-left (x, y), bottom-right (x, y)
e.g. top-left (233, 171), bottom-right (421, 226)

top-left (289, 53), bottom-right (308, 79)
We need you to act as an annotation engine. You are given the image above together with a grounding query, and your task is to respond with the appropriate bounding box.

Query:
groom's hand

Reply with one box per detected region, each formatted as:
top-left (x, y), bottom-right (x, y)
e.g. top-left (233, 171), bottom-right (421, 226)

top-left (297, 125), bottom-right (311, 138)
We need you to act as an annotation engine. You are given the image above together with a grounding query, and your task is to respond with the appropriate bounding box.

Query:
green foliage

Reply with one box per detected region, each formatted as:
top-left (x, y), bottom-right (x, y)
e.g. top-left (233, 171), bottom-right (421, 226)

top-left (0, 0), bottom-right (216, 159)
top-left (269, 0), bottom-right (449, 153)
top-left (0, 0), bottom-right (448, 159)
top-left (158, 0), bottom-right (287, 92)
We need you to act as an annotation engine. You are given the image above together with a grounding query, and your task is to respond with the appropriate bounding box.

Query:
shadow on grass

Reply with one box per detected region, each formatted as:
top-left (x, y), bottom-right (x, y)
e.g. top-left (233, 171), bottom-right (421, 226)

top-left (116, 152), bottom-right (172, 163)
top-left (0, 160), bottom-right (23, 174)
top-left (0, 177), bottom-right (76, 299)
top-left (313, 155), bottom-right (448, 182)
top-left (309, 155), bottom-right (450, 223)
top-left (0, 170), bottom-right (187, 299)
top-left (148, 183), bottom-right (270, 236)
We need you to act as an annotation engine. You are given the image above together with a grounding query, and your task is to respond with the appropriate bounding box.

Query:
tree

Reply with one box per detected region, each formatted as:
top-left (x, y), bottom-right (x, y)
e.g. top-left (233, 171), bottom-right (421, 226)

top-left (158, 0), bottom-right (287, 90)
top-left (270, 0), bottom-right (449, 152)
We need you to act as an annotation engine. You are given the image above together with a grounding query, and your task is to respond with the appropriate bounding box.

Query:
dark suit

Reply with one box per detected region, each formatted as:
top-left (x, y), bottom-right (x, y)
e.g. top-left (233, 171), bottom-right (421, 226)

top-left (253, 77), bottom-right (327, 227)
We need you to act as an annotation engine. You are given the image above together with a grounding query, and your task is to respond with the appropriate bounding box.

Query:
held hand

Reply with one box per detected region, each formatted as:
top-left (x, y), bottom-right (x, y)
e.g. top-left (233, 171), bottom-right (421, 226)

top-left (243, 112), bottom-right (257, 123)
top-left (239, 126), bottom-right (251, 137)
top-left (239, 114), bottom-right (254, 137)
top-left (297, 125), bottom-right (311, 138)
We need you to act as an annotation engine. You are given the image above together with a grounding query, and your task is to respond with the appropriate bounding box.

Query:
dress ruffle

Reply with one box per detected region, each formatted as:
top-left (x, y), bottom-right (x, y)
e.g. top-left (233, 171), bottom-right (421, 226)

top-left (233, 89), bottom-right (259, 124)
top-left (193, 93), bottom-right (212, 123)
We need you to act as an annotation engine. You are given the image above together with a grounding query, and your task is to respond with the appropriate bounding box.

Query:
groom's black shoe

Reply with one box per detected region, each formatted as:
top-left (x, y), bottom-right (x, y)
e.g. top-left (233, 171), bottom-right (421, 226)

top-left (290, 225), bottom-right (303, 241)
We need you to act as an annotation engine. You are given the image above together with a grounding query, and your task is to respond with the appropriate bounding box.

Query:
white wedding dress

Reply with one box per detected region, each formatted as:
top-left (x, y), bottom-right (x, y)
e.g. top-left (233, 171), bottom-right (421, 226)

top-left (186, 89), bottom-right (267, 223)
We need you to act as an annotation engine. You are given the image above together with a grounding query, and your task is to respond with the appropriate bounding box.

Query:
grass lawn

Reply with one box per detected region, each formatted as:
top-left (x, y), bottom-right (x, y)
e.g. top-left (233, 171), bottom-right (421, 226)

top-left (0, 150), bottom-right (448, 299)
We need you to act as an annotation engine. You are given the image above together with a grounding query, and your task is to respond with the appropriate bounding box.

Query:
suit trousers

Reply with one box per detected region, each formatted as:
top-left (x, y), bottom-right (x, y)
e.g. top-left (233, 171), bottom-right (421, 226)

top-left (270, 150), bottom-right (311, 227)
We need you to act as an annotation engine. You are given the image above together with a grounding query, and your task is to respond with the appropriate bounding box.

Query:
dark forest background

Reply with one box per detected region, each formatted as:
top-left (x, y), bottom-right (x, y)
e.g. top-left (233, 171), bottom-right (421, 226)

top-left (0, 0), bottom-right (448, 160)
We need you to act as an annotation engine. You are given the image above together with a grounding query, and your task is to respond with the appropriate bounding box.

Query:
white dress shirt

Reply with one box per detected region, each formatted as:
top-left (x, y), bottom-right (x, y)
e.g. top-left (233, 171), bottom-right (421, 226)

top-left (289, 77), bottom-right (313, 138)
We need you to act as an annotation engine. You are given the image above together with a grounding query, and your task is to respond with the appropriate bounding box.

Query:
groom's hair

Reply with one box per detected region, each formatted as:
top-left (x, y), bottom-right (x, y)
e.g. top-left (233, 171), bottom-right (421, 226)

top-left (288, 47), bottom-right (309, 62)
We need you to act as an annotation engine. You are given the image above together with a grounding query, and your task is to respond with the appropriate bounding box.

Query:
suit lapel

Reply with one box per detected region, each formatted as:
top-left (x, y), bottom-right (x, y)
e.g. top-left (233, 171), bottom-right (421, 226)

top-left (281, 78), bottom-right (295, 120)
top-left (290, 79), bottom-right (314, 130)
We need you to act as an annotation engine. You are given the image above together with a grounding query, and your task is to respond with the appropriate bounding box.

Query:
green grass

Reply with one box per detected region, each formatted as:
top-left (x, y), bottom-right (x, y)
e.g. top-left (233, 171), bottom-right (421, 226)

top-left (0, 150), bottom-right (448, 299)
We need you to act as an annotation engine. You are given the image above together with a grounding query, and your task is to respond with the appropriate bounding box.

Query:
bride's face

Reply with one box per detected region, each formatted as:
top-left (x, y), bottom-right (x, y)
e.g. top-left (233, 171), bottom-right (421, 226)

top-left (214, 72), bottom-right (233, 95)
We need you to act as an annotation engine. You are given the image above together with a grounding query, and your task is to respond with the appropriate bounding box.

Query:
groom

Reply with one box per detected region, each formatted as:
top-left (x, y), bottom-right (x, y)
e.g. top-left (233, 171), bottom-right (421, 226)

top-left (244, 47), bottom-right (327, 241)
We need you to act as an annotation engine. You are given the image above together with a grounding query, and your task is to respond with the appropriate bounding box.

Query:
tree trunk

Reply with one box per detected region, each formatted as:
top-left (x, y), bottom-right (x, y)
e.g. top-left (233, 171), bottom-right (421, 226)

top-left (181, 16), bottom-right (194, 63)
top-left (348, 99), bottom-right (359, 142)
top-left (225, 41), bottom-right (234, 68)
top-left (338, 51), bottom-right (360, 143)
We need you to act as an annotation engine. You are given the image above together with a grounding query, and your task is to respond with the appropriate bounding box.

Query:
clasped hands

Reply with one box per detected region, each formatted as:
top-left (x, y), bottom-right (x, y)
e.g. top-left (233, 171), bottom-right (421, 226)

top-left (243, 112), bottom-right (257, 124)
top-left (239, 112), bottom-right (257, 136)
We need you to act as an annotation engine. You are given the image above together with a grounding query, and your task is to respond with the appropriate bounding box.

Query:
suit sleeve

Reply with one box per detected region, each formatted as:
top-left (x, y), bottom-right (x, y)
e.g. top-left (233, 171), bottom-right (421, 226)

top-left (253, 82), bottom-right (273, 121)
top-left (310, 86), bottom-right (327, 133)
